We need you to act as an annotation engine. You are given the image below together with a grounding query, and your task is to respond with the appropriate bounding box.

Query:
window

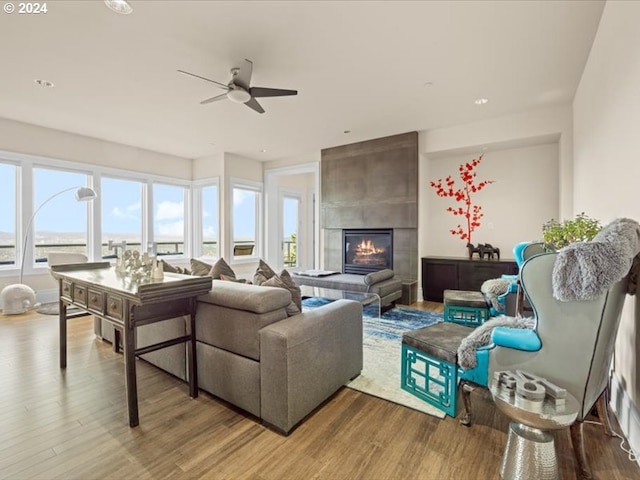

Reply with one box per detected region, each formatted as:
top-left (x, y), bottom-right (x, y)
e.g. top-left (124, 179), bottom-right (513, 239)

top-left (101, 177), bottom-right (142, 258)
top-left (153, 183), bottom-right (186, 256)
top-left (32, 167), bottom-right (90, 264)
top-left (201, 184), bottom-right (219, 257)
top-left (282, 195), bottom-right (300, 267)
top-left (231, 180), bottom-right (262, 260)
top-left (0, 162), bottom-right (17, 266)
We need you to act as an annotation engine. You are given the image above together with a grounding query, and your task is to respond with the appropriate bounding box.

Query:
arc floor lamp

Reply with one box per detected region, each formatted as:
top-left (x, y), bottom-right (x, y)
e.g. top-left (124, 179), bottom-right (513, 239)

top-left (1, 186), bottom-right (97, 315)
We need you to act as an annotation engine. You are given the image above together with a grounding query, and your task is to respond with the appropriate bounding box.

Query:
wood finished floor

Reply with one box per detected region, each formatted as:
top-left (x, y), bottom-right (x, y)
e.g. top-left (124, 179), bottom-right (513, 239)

top-left (1, 302), bottom-right (638, 480)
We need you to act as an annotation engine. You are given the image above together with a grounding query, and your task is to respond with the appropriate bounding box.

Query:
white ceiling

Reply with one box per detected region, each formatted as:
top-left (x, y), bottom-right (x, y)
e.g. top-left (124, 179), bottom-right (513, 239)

top-left (0, 1), bottom-right (605, 161)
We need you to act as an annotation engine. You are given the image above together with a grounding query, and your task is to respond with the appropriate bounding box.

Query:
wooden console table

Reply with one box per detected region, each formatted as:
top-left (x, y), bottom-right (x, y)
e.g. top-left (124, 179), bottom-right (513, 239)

top-left (51, 262), bottom-right (212, 427)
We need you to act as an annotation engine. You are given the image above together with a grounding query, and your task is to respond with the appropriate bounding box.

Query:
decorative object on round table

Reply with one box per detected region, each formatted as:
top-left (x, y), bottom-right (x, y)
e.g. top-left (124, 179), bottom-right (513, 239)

top-left (491, 370), bottom-right (580, 480)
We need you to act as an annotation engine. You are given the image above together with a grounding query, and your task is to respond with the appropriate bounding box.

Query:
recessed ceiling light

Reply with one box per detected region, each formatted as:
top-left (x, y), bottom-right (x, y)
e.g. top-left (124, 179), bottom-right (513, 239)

top-left (104, 0), bottom-right (133, 15)
top-left (343, 130), bottom-right (351, 134)
top-left (34, 79), bottom-right (54, 88)
top-left (260, 149), bottom-right (267, 153)
top-left (423, 82), bottom-right (433, 87)
top-left (474, 98), bottom-right (489, 105)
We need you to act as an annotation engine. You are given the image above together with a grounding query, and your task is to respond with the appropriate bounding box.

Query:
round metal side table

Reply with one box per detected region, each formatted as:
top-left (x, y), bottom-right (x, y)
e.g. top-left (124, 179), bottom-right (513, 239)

top-left (490, 376), bottom-right (580, 480)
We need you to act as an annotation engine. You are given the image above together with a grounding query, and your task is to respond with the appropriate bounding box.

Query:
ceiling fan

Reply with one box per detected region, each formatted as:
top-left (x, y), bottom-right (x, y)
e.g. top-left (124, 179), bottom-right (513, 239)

top-left (178, 59), bottom-right (297, 114)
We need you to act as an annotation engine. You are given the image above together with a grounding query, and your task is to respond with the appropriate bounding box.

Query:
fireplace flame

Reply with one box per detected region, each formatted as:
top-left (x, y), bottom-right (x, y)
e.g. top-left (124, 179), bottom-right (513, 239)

top-left (356, 239), bottom-right (385, 256)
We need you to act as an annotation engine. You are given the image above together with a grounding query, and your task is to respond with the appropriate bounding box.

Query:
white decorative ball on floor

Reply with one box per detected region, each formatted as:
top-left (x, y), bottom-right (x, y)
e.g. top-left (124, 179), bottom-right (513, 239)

top-left (1, 284), bottom-right (37, 315)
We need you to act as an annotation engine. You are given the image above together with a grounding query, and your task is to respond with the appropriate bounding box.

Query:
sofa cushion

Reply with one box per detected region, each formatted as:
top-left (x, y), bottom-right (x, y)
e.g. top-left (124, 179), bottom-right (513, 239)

top-left (263, 273), bottom-right (301, 316)
top-left (210, 257), bottom-right (238, 280)
top-left (191, 258), bottom-right (213, 276)
top-left (364, 268), bottom-right (395, 285)
top-left (196, 281), bottom-right (291, 360)
top-left (254, 259), bottom-right (277, 285)
top-left (198, 280), bottom-right (291, 314)
top-left (220, 273), bottom-right (247, 283)
top-left (160, 259), bottom-right (191, 275)
top-left (280, 269), bottom-right (302, 311)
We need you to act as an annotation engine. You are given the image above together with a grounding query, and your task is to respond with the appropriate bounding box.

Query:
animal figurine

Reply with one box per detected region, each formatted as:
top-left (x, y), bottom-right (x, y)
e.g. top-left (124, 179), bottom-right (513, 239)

top-left (467, 243), bottom-right (501, 260)
top-left (480, 243), bottom-right (501, 260)
top-left (466, 243), bottom-right (481, 259)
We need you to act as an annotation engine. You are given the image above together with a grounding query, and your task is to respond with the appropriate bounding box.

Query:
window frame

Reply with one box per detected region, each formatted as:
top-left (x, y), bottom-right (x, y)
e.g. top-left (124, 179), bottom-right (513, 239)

top-left (0, 150), bottom-right (197, 280)
top-left (192, 178), bottom-right (220, 260)
top-left (0, 159), bottom-right (19, 271)
top-left (151, 181), bottom-right (189, 260)
top-left (229, 177), bottom-right (263, 264)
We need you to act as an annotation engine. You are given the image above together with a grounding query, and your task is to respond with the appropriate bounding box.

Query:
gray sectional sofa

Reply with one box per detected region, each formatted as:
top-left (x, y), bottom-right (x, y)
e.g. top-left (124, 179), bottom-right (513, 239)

top-left (95, 279), bottom-right (363, 434)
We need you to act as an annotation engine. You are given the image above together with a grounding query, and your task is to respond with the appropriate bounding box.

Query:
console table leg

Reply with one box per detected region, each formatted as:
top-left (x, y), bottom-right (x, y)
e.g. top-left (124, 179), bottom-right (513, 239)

top-left (187, 299), bottom-right (198, 398)
top-left (123, 301), bottom-right (139, 427)
top-left (59, 298), bottom-right (67, 369)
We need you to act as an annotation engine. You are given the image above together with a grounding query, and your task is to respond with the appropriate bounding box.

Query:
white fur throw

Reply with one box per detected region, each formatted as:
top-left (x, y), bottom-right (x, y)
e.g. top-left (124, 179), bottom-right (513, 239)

top-left (457, 316), bottom-right (535, 370)
top-left (552, 218), bottom-right (640, 301)
top-left (481, 278), bottom-right (512, 312)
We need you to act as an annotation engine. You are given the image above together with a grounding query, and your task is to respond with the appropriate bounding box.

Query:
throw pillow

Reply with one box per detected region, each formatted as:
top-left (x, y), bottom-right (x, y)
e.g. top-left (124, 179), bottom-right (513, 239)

top-left (160, 259), bottom-right (190, 275)
top-left (253, 259), bottom-right (277, 285)
top-left (279, 269), bottom-right (302, 311)
top-left (190, 258), bottom-right (213, 277)
top-left (262, 274), bottom-right (301, 316)
top-left (220, 273), bottom-right (247, 283)
top-left (210, 257), bottom-right (237, 280)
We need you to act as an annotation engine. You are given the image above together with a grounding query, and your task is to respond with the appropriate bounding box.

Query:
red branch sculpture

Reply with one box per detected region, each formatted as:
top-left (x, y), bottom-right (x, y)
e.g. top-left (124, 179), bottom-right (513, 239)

top-left (429, 154), bottom-right (494, 243)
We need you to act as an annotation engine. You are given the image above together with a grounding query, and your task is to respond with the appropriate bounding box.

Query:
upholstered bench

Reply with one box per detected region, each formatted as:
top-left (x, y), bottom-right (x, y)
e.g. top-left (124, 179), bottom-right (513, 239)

top-left (443, 289), bottom-right (490, 326)
top-left (401, 322), bottom-right (474, 417)
top-left (291, 269), bottom-right (402, 310)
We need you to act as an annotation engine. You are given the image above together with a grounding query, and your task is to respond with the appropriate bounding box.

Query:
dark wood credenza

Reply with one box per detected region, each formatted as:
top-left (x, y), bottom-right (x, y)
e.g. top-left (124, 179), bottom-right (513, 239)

top-left (422, 256), bottom-right (518, 302)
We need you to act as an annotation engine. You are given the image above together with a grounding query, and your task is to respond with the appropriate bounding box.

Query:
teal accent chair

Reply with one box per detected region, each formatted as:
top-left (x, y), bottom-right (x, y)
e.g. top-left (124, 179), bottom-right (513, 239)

top-left (459, 250), bottom-right (628, 479)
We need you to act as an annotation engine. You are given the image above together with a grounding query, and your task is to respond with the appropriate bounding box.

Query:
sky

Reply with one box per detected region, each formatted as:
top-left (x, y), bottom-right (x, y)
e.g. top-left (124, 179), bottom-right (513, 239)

top-left (0, 167), bottom-right (298, 243)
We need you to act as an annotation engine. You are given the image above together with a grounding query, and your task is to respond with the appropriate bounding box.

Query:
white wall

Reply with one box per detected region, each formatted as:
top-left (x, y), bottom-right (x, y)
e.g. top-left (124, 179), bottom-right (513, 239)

top-left (0, 117), bottom-right (191, 179)
top-left (423, 104), bottom-right (573, 218)
top-left (192, 153), bottom-right (224, 180)
top-left (424, 143), bottom-right (559, 259)
top-left (573, 0), bottom-right (640, 455)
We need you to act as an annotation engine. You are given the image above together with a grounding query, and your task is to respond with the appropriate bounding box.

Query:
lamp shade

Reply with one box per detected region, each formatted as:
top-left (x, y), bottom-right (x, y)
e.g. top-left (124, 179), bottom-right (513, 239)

top-left (75, 187), bottom-right (97, 201)
top-left (17, 186), bottom-right (97, 286)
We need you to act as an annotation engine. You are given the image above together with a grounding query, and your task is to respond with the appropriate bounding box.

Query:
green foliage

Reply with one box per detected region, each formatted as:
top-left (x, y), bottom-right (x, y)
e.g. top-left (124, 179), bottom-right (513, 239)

top-left (542, 213), bottom-right (602, 250)
top-left (283, 233), bottom-right (297, 266)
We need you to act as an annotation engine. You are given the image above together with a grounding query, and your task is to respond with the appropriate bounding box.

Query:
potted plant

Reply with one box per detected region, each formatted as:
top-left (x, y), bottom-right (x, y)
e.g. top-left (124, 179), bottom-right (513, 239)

top-left (542, 213), bottom-right (601, 250)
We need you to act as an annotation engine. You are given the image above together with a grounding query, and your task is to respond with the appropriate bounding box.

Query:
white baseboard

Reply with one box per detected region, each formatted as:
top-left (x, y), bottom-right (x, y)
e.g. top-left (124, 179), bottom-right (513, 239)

top-left (609, 373), bottom-right (640, 467)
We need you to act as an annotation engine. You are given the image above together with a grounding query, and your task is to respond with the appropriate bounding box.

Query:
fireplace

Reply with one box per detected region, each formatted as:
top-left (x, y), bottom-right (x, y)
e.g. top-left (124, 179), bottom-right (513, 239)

top-left (343, 229), bottom-right (393, 275)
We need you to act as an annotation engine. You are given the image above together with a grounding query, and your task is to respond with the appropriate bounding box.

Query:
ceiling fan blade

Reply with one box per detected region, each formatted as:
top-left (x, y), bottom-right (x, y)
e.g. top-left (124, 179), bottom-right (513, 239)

top-left (200, 92), bottom-right (229, 105)
top-left (177, 69), bottom-right (228, 89)
top-left (245, 97), bottom-right (265, 114)
top-left (250, 87), bottom-right (298, 98)
top-left (233, 59), bottom-right (253, 90)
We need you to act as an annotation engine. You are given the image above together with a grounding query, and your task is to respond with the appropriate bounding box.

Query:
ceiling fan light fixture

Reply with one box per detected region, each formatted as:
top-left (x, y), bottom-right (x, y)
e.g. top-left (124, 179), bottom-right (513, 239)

top-left (227, 88), bottom-right (251, 104)
top-left (104, 0), bottom-right (133, 15)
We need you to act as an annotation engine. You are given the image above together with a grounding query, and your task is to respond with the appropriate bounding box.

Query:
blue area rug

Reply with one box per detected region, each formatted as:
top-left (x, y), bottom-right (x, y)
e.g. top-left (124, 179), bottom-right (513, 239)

top-left (302, 297), bottom-right (446, 418)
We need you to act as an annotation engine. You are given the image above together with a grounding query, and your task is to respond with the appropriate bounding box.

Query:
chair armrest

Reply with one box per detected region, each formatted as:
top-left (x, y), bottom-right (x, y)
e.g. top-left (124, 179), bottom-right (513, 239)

top-left (259, 299), bottom-right (363, 433)
top-left (491, 327), bottom-right (541, 351)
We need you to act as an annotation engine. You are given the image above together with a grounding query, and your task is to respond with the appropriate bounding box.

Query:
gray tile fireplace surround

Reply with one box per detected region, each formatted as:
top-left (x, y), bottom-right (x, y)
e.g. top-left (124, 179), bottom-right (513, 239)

top-left (321, 132), bottom-right (418, 282)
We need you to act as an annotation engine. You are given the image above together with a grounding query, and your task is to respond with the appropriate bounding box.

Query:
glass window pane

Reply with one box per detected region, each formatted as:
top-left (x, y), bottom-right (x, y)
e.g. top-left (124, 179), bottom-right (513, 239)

top-left (283, 196), bottom-right (299, 267)
top-left (101, 177), bottom-right (142, 258)
top-left (33, 168), bottom-right (89, 263)
top-left (0, 163), bottom-right (16, 266)
top-left (202, 185), bottom-right (218, 257)
top-left (233, 187), bottom-right (258, 258)
top-left (153, 184), bottom-right (185, 256)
